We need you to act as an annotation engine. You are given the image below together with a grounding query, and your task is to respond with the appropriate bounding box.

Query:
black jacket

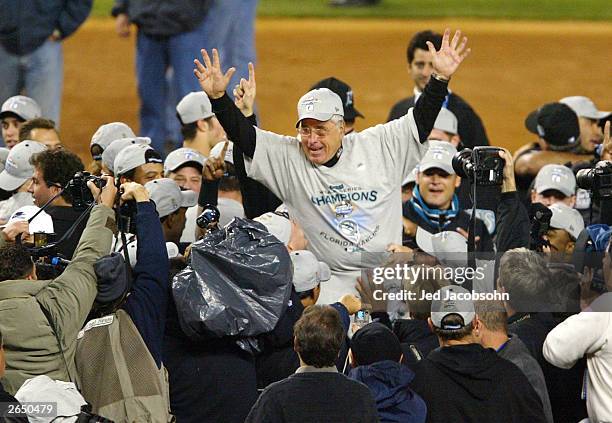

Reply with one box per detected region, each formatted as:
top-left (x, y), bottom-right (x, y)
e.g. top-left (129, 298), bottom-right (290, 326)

top-left (392, 319), bottom-right (438, 368)
top-left (163, 296), bottom-right (258, 423)
top-left (509, 313), bottom-right (587, 423)
top-left (0, 382), bottom-right (28, 423)
top-left (47, 206), bottom-right (89, 260)
top-left (387, 92), bottom-right (489, 149)
top-left (0, 0), bottom-right (92, 55)
top-left (411, 343), bottom-right (547, 423)
top-left (112, 0), bottom-right (211, 37)
top-left (246, 370), bottom-right (379, 423)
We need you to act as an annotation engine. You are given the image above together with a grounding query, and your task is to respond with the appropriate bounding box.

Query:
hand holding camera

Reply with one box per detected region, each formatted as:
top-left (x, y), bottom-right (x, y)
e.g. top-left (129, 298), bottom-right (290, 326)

top-left (497, 148), bottom-right (516, 193)
top-left (120, 182), bottom-right (150, 203)
top-left (86, 174), bottom-right (116, 209)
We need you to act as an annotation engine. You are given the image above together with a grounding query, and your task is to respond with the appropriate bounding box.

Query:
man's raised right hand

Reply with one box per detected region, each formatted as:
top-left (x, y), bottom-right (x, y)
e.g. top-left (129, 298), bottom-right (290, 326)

top-left (194, 48), bottom-right (236, 99)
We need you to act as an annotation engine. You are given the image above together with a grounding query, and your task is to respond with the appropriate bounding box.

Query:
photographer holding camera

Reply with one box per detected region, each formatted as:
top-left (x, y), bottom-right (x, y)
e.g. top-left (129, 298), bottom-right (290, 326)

top-left (28, 149), bottom-right (88, 259)
top-left (0, 175), bottom-right (116, 395)
top-left (75, 181), bottom-right (174, 422)
top-left (402, 141), bottom-right (494, 251)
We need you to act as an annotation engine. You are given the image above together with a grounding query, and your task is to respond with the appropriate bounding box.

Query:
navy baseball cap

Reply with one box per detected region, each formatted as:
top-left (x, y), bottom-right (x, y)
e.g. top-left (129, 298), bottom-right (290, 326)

top-left (310, 77), bottom-right (364, 121)
top-left (525, 103), bottom-right (579, 151)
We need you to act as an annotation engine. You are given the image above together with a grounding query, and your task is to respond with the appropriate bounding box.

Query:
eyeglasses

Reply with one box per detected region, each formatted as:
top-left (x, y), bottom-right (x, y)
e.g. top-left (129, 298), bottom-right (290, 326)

top-left (297, 126), bottom-right (333, 138)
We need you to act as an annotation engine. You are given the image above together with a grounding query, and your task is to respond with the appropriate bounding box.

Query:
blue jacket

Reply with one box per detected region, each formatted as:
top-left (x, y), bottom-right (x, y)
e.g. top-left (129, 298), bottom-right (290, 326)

top-left (0, 0), bottom-right (92, 55)
top-left (122, 201), bottom-right (169, 368)
top-left (112, 0), bottom-right (211, 37)
top-left (349, 360), bottom-right (427, 423)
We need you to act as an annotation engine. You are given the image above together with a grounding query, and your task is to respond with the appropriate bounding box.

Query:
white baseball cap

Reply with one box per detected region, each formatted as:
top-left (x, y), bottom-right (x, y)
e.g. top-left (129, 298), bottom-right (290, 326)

top-left (0, 140), bottom-right (47, 191)
top-left (0, 147), bottom-right (9, 173)
top-left (0, 95), bottom-right (42, 121)
top-left (209, 140), bottom-right (234, 165)
top-left (114, 143), bottom-right (162, 176)
top-left (101, 137), bottom-right (151, 174)
top-left (254, 212), bottom-right (292, 245)
top-left (90, 122), bottom-right (136, 152)
top-left (431, 285), bottom-right (476, 330)
top-left (290, 250), bottom-right (331, 293)
top-left (418, 141), bottom-right (457, 175)
top-left (416, 227), bottom-right (468, 268)
top-left (145, 178), bottom-right (197, 218)
top-left (164, 147), bottom-right (206, 174)
top-left (534, 164), bottom-right (576, 197)
top-left (433, 108), bottom-right (458, 135)
top-left (402, 167), bottom-right (418, 186)
top-left (116, 238), bottom-right (180, 268)
top-left (6, 205), bottom-right (54, 234)
top-left (176, 92), bottom-right (215, 124)
top-left (559, 96), bottom-right (610, 120)
top-left (548, 202), bottom-right (584, 240)
top-left (295, 88), bottom-right (344, 127)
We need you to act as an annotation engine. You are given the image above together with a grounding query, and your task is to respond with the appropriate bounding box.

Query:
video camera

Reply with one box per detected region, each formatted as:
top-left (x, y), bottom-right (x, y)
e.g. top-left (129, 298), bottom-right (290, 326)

top-left (576, 160), bottom-right (612, 225)
top-left (576, 160), bottom-right (612, 201)
top-left (452, 147), bottom-right (505, 186)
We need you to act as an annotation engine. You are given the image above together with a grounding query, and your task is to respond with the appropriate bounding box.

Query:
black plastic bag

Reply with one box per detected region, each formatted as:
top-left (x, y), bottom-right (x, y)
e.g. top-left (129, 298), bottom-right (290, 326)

top-left (172, 217), bottom-right (293, 341)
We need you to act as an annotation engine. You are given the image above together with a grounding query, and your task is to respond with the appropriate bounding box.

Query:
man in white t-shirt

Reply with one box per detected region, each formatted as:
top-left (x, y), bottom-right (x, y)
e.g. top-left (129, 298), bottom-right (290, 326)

top-left (194, 29), bottom-right (470, 300)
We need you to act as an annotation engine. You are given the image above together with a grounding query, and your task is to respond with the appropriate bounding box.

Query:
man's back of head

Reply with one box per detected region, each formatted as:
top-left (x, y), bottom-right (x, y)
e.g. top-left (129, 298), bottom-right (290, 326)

top-left (410, 288), bottom-right (549, 423)
top-left (294, 305), bottom-right (344, 368)
top-left (246, 305), bottom-right (380, 423)
top-left (498, 248), bottom-right (552, 313)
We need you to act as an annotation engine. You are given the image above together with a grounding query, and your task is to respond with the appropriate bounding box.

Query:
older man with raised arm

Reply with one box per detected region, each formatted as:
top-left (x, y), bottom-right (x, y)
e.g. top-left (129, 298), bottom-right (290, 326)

top-left (195, 29), bottom-right (470, 302)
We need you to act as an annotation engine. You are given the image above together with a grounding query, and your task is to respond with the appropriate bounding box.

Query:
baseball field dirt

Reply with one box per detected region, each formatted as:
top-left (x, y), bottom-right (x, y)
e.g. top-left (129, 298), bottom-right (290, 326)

top-left (62, 18), bottom-right (611, 160)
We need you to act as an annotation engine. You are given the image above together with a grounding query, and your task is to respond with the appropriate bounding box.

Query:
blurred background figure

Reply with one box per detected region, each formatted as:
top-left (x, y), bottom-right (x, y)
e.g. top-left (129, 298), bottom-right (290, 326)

top-left (0, 0), bottom-right (92, 127)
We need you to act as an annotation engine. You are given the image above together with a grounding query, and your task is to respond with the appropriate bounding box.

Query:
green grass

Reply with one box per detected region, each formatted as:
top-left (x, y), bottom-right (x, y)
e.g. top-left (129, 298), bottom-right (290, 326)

top-left (92, 0), bottom-right (612, 20)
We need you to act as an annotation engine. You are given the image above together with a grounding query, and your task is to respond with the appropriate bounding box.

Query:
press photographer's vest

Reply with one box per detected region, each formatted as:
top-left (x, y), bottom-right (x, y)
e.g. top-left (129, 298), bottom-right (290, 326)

top-left (75, 309), bottom-right (175, 422)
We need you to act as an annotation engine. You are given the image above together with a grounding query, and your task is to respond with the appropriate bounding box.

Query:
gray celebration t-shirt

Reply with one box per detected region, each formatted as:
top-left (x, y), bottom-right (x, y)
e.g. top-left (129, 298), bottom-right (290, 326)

top-left (245, 109), bottom-right (428, 274)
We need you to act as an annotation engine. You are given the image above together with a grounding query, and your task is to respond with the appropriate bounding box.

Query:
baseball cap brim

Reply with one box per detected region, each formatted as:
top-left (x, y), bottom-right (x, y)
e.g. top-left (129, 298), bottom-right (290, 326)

top-left (295, 112), bottom-right (336, 128)
top-left (525, 110), bottom-right (539, 134)
top-left (180, 190), bottom-right (197, 208)
top-left (416, 227), bottom-right (435, 254)
top-left (535, 183), bottom-right (573, 197)
top-left (0, 170), bottom-right (28, 191)
top-left (344, 108), bottom-right (364, 121)
top-left (592, 110), bottom-right (612, 120)
top-left (418, 161), bottom-right (454, 175)
top-left (0, 111), bottom-right (25, 121)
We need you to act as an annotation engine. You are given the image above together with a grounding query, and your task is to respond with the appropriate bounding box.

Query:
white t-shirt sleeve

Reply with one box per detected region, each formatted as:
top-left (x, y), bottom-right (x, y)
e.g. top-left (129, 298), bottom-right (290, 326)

top-left (244, 127), bottom-right (301, 200)
top-left (543, 312), bottom-right (610, 369)
top-left (357, 108), bottom-right (428, 185)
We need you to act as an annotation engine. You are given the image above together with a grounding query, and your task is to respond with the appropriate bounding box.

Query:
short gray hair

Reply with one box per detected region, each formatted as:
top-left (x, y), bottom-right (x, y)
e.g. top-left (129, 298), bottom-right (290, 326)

top-left (498, 248), bottom-right (552, 311)
top-left (330, 114), bottom-right (344, 129)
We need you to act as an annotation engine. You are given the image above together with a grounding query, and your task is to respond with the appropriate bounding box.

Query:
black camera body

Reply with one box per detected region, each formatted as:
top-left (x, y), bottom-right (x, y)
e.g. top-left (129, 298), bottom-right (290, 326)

top-left (576, 160), bottom-right (612, 202)
top-left (67, 171), bottom-right (106, 211)
top-left (117, 200), bottom-right (137, 234)
top-left (196, 205), bottom-right (221, 231)
top-left (452, 147), bottom-right (505, 186)
top-left (528, 203), bottom-right (552, 252)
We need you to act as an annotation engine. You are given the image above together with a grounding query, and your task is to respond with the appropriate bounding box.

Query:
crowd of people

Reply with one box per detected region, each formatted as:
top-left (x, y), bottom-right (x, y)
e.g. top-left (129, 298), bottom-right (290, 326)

top-left (0, 18), bottom-right (611, 423)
